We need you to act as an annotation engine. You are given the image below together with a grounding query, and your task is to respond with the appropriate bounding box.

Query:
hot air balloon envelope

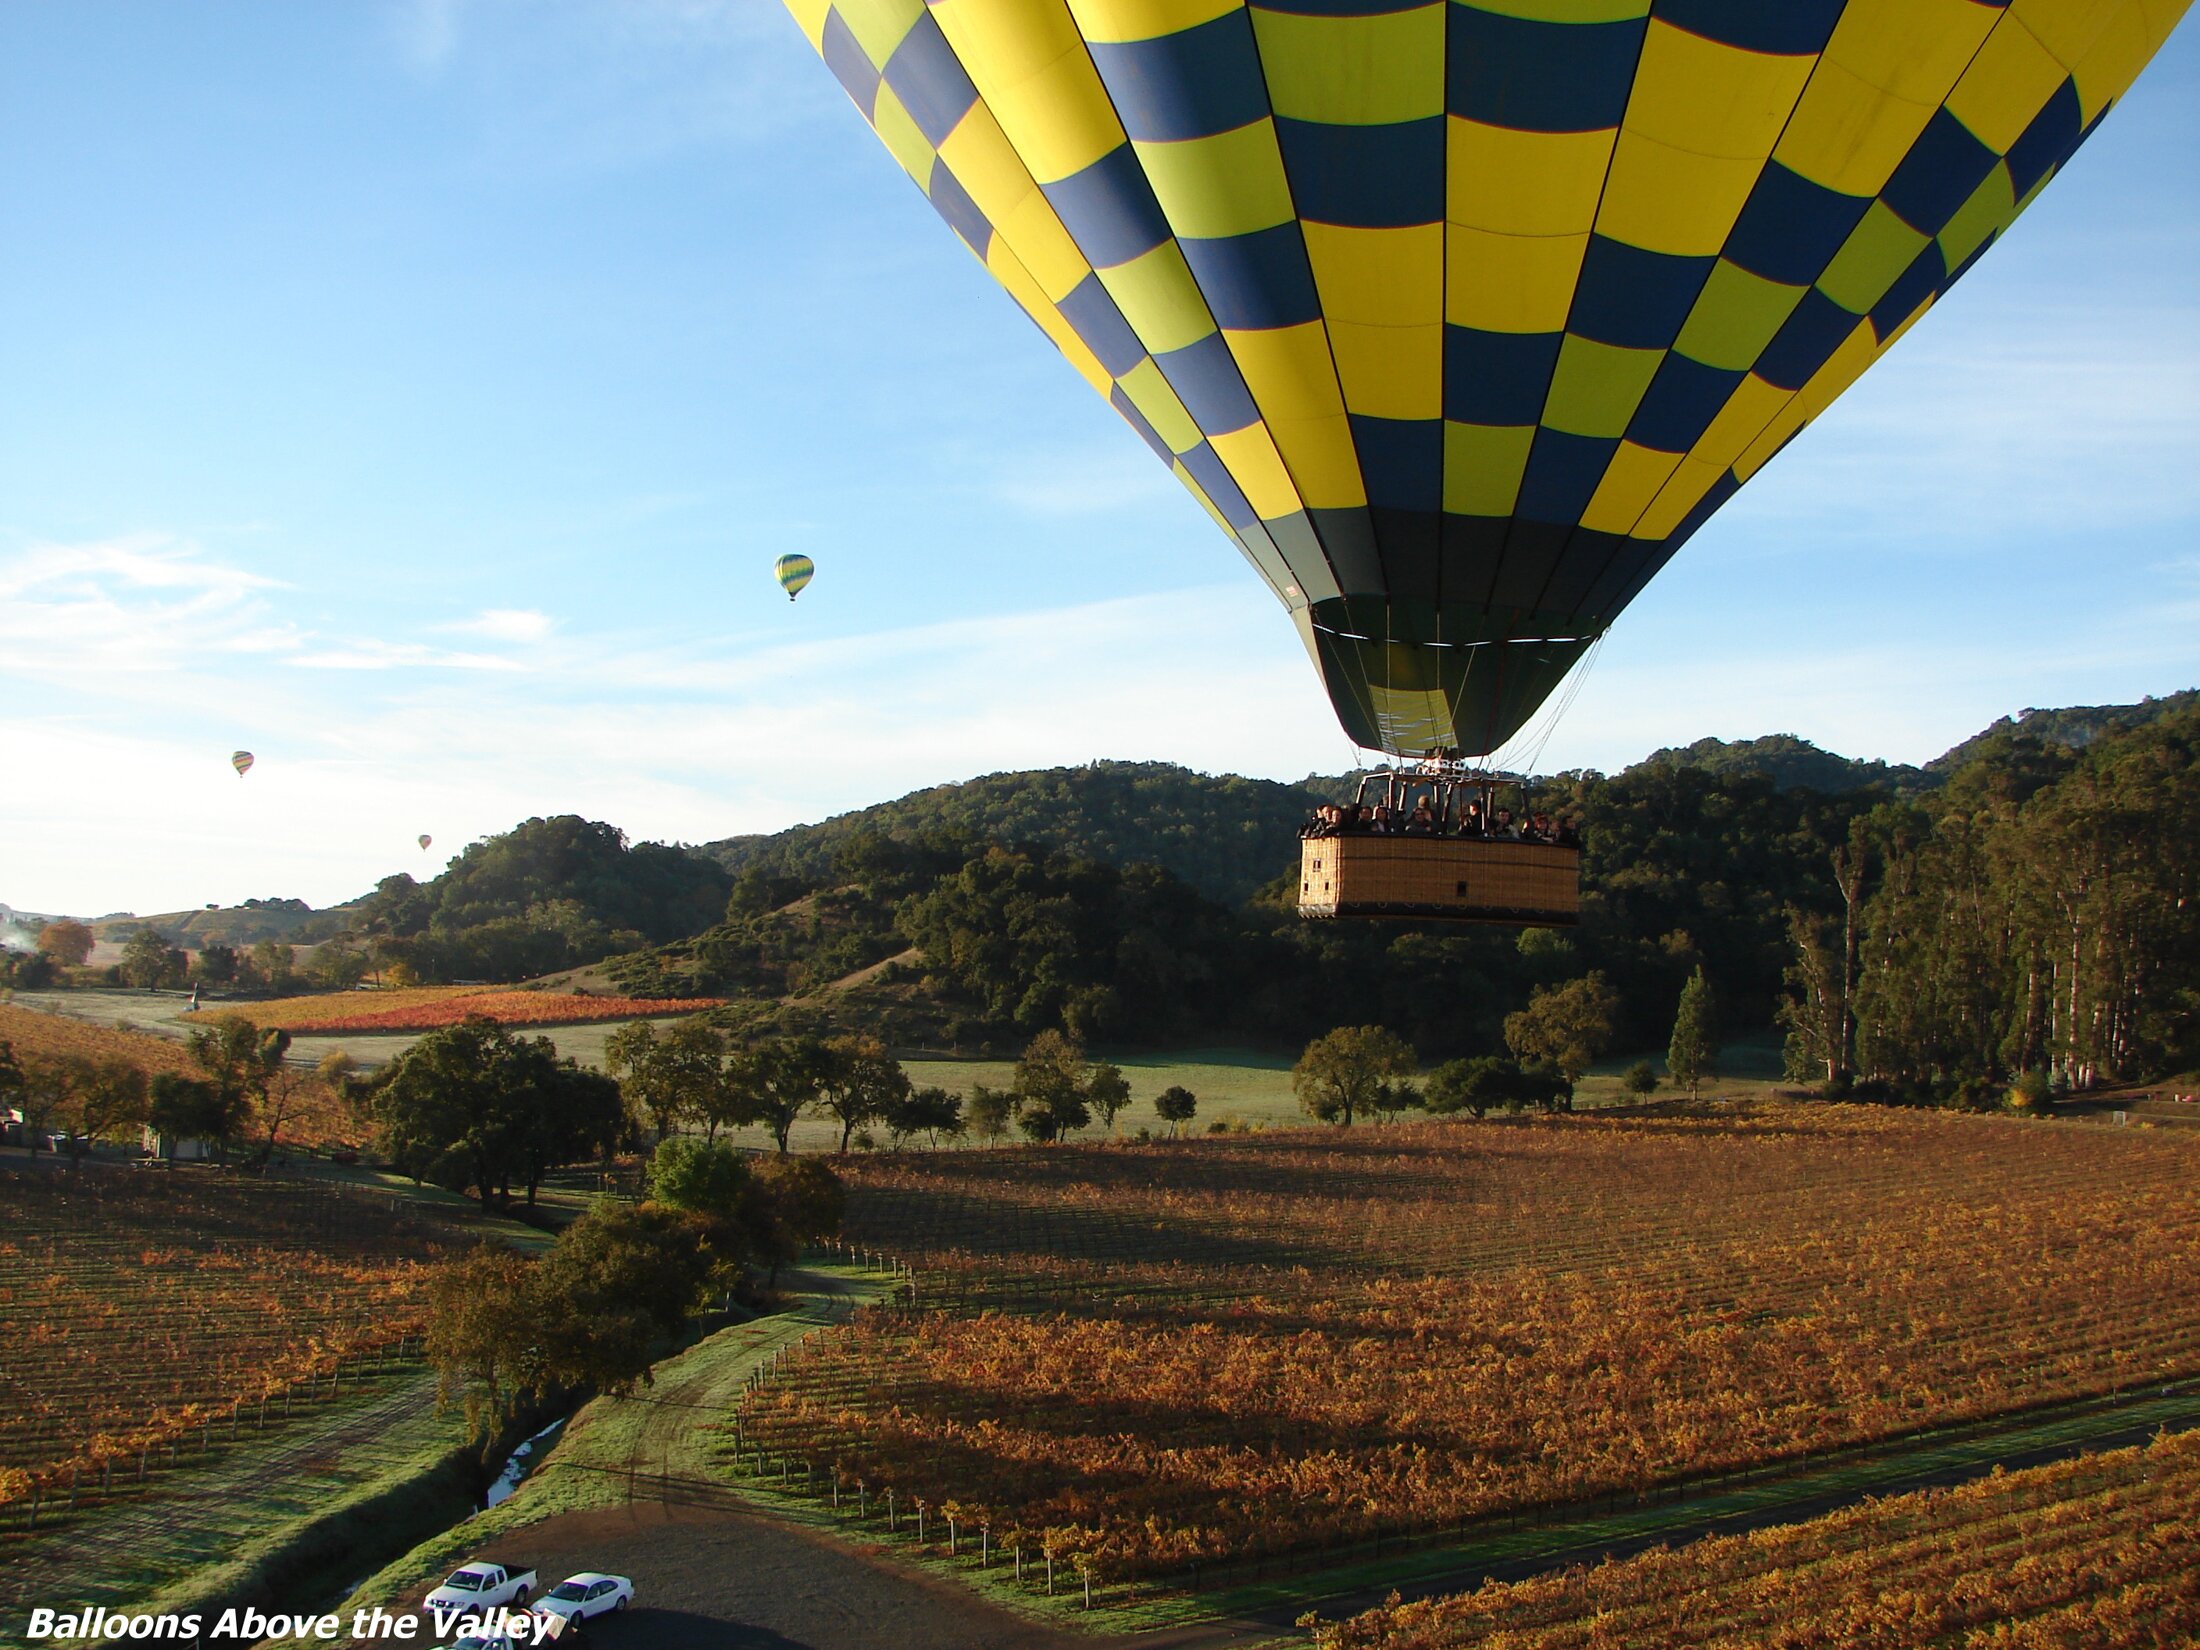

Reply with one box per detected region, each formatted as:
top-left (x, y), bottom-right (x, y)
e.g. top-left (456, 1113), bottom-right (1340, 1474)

top-left (230, 751), bottom-right (254, 778)
top-left (775, 554), bottom-right (815, 601)
top-left (789, 0), bottom-right (2185, 755)
top-left (419, 835), bottom-right (433, 851)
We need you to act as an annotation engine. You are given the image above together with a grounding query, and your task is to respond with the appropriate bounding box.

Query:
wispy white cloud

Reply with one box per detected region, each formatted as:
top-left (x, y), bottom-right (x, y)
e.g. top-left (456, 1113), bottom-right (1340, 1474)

top-left (0, 534), bottom-right (301, 674)
top-left (437, 607), bottom-right (556, 642)
top-left (288, 639), bottom-right (526, 672)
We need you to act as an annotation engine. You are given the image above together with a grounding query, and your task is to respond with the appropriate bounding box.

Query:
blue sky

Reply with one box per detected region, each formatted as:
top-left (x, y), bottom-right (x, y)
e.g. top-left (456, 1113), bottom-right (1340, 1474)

top-left (2, 2), bottom-right (2194, 917)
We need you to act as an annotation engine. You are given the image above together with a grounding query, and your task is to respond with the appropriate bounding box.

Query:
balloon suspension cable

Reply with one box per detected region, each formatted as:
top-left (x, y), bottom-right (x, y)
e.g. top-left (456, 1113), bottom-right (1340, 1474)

top-left (1495, 632), bottom-right (1607, 781)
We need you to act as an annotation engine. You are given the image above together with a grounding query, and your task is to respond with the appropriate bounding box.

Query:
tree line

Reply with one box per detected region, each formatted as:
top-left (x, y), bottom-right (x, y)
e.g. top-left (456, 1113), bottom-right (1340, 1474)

top-left (1782, 707), bottom-right (2198, 1099)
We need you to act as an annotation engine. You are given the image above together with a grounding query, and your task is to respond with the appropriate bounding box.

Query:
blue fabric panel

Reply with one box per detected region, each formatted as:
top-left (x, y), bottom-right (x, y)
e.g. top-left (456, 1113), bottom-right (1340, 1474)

top-left (1448, 9), bottom-right (1646, 133)
top-left (1723, 163), bottom-right (1872, 286)
top-left (1626, 355), bottom-right (1746, 453)
top-left (1570, 237), bottom-right (1716, 350)
top-left (1515, 430), bottom-right (1619, 524)
top-left (1089, 11), bottom-right (1270, 143)
top-left (2003, 77), bottom-right (2082, 197)
top-left (1655, 0), bottom-right (1844, 54)
top-left (1443, 326), bottom-right (1564, 426)
top-left (1058, 273), bottom-right (1148, 376)
top-left (1882, 108), bottom-right (2001, 235)
top-left (1274, 116), bottom-right (1445, 228)
top-left (1155, 331), bottom-right (1262, 433)
top-left (1042, 146), bottom-right (1173, 267)
top-left (881, 12), bottom-right (980, 146)
top-left (1180, 222), bottom-right (1324, 330)
top-left (1754, 286), bottom-right (1859, 389)
top-left (1348, 416), bottom-right (1444, 512)
top-left (925, 162), bottom-right (991, 255)
top-left (820, 10), bottom-right (881, 117)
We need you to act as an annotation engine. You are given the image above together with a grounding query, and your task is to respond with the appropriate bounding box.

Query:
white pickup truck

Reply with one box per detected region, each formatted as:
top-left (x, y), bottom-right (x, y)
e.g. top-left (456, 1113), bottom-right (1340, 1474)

top-left (424, 1561), bottom-right (537, 1613)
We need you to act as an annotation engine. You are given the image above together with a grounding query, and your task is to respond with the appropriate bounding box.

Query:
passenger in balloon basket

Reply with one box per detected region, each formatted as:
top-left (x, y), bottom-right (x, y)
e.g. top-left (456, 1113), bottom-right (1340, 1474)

top-left (1405, 801), bottom-right (1440, 836)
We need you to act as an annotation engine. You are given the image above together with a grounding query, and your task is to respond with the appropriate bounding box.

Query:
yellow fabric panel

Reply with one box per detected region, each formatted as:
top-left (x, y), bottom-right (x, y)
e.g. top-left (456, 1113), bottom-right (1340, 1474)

top-left (1732, 387), bottom-right (1814, 482)
top-left (2071, 2), bottom-right (2172, 118)
top-left (1447, 119), bottom-right (1617, 236)
top-left (1097, 241), bottom-right (1217, 354)
top-left (1623, 21), bottom-right (1817, 159)
top-left (869, 84), bottom-right (939, 187)
top-left (785, 0), bottom-right (834, 50)
top-left (1445, 226), bottom-right (1588, 334)
top-left (1820, 0), bottom-right (2002, 105)
top-left (1251, 5), bottom-right (1447, 126)
top-left (1222, 321), bottom-right (1352, 427)
top-left (1543, 335), bottom-right (1662, 439)
top-left (1774, 59), bottom-right (1941, 197)
top-left (986, 238), bottom-right (1113, 395)
top-left (1578, 442), bottom-right (1684, 536)
top-left (1209, 422), bottom-right (1315, 518)
top-left (1100, 238), bottom-right (1223, 352)
top-left (994, 176), bottom-right (1097, 303)
top-left (1937, 165), bottom-right (2017, 272)
top-left (1945, 17), bottom-right (2075, 151)
top-left (936, 102), bottom-right (1040, 232)
top-left (1635, 455), bottom-right (1732, 541)
top-left (932, 0), bottom-right (1127, 183)
top-left (1466, 0), bottom-right (1650, 20)
top-left (1818, 202), bottom-right (1930, 315)
top-left (1329, 323), bottom-right (1443, 420)
top-left (2011, 0), bottom-right (2128, 69)
top-left (1069, 0), bottom-right (1242, 43)
top-left (1597, 131), bottom-right (1765, 257)
top-left (1306, 222), bottom-right (1441, 419)
top-left (1442, 422), bottom-right (1536, 516)
top-left (1673, 261), bottom-right (1807, 373)
top-left (833, 0), bottom-right (926, 68)
top-left (1686, 373), bottom-right (1794, 475)
top-left (1303, 222), bottom-right (1441, 325)
top-left (1134, 120), bottom-right (1296, 241)
top-left (1257, 412), bottom-right (1368, 509)
top-left (1116, 357), bottom-right (1205, 453)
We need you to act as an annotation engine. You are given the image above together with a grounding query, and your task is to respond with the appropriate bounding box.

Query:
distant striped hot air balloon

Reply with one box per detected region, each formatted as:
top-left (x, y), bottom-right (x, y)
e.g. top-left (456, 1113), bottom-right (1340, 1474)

top-left (774, 554), bottom-right (816, 601)
top-left (230, 751), bottom-right (254, 778)
top-left (419, 834), bottom-right (433, 851)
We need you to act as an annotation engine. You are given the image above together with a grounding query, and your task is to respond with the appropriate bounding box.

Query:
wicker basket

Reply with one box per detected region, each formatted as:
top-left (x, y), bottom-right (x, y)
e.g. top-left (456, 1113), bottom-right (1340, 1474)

top-left (1298, 836), bottom-right (1580, 925)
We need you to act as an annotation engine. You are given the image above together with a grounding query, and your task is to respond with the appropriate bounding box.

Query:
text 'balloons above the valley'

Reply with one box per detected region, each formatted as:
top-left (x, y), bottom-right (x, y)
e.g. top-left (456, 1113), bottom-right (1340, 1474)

top-left (788, 0), bottom-right (2188, 756)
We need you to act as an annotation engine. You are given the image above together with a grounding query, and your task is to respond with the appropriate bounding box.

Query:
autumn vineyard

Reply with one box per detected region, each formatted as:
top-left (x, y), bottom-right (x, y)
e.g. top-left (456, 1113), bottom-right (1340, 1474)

top-left (1309, 1427), bottom-right (2200, 1649)
top-left (183, 987), bottom-right (721, 1035)
top-left (735, 1106), bottom-right (2200, 1587)
top-left (0, 1167), bottom-right (447, 1516)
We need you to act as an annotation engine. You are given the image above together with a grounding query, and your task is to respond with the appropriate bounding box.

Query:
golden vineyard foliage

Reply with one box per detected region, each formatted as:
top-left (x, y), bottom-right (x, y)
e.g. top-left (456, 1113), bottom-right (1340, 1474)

top-left (0, 1003), bottom-right (200, 1081)
top-left (211, 987), bottom-right (720, 1034)
top-left (740, 1105), bottom-right (2200, 1579)
top-left (0, 1169), bottom-right (445, 1494)
top-left (1312, 1426), bottom-right (2200, 1649)
top-left (1, 1002), bottom-right (357, 1150)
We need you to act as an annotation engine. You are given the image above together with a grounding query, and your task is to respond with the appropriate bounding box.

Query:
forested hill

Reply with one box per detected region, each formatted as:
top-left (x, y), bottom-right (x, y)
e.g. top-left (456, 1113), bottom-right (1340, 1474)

top-left (1631, 735), bottom-right (1931, 794)
top-left (701, 762), bottom-right (1321, 907)
top-left (1925, 691), bottom-right (2199, 776)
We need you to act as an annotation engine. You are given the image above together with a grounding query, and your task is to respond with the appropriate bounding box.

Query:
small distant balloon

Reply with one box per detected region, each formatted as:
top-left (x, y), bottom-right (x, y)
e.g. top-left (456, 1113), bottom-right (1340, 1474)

top-left (419, 834), bottom-right (433, 851)
top-left (774, 554), bottom-right (815, 602)
top-left (230, 751), bottom-right (254, 778)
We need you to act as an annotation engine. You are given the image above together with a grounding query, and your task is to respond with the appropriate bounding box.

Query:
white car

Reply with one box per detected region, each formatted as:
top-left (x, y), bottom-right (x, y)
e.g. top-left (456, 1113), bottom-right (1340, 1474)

top-left (425, 1561), bottom-right (536, 1613)
top-left (531, 1573), bottom-right (633, 1626)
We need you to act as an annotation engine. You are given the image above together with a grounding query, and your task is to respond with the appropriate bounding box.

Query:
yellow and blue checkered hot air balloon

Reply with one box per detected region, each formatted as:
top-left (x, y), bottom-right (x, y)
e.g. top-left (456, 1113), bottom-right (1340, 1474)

top-left (788, 0), bottom-right (2187, 757)
top-left (775, 553), bottom-right (817, 601)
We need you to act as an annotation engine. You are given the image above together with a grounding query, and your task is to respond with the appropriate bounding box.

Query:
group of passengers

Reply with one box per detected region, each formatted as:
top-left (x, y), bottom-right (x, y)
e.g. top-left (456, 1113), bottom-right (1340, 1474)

top-left (1301, 800), bottom-right (1581, 846)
